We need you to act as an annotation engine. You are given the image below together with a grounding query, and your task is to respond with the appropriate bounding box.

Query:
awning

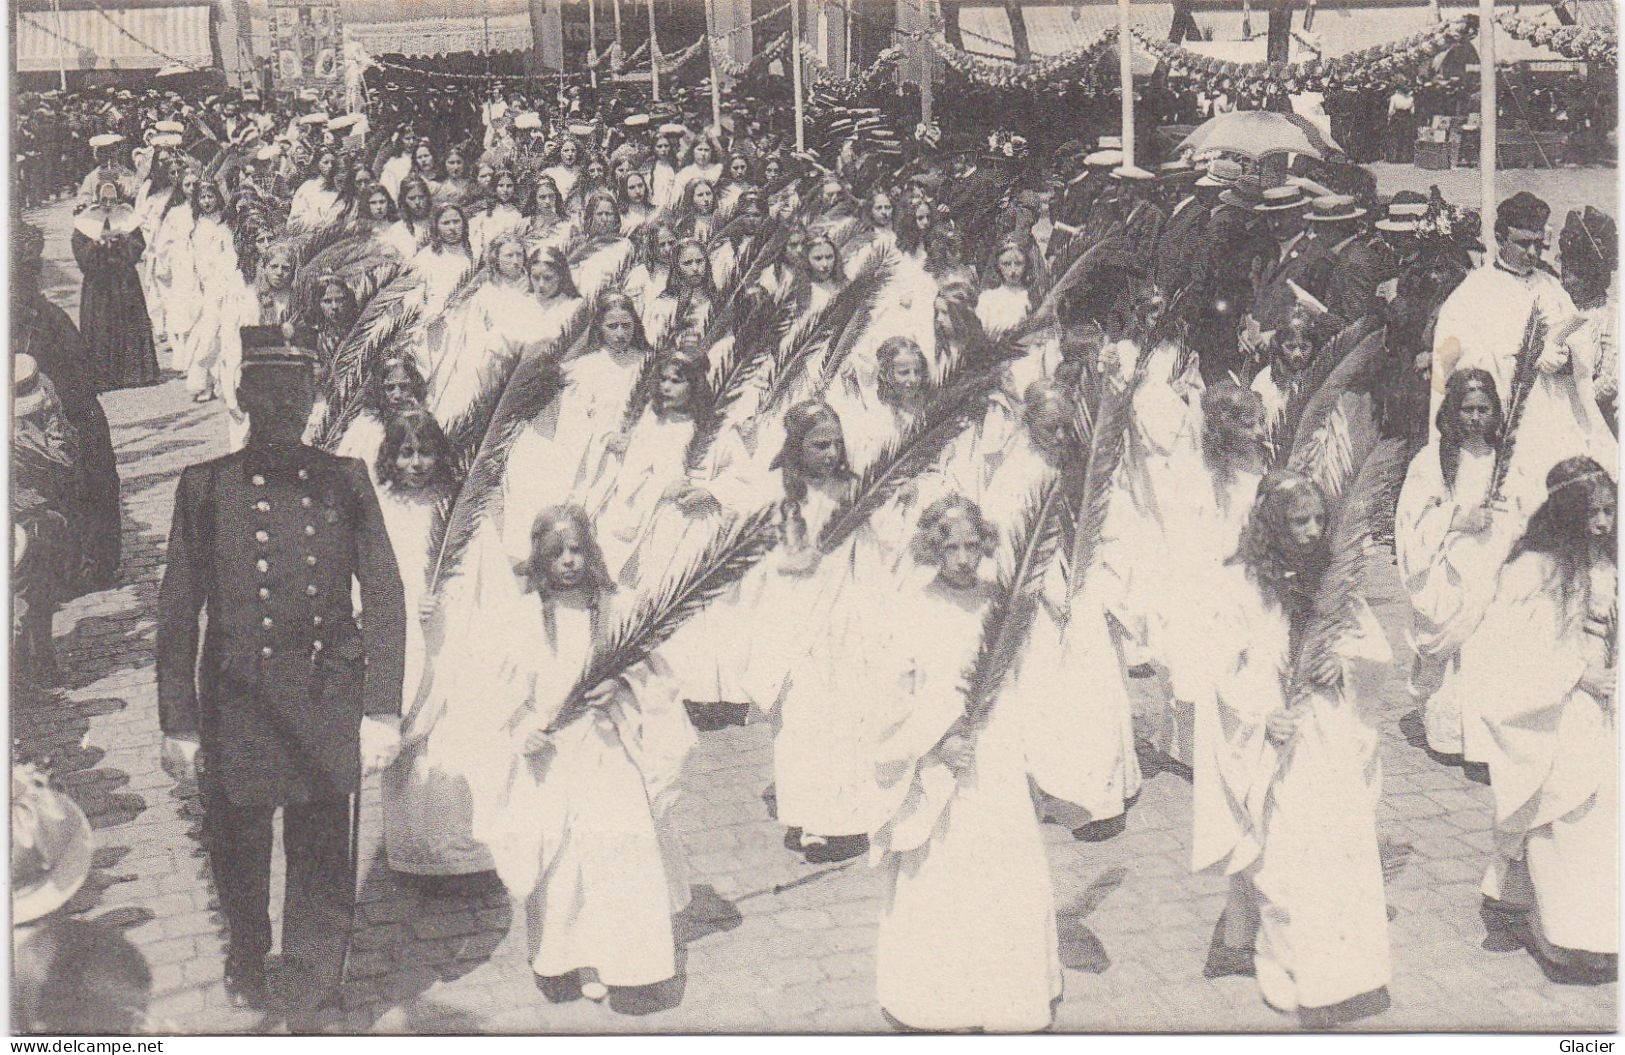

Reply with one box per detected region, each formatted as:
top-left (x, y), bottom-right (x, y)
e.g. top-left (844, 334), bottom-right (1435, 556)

top-left (16, 5), bottom-right (214, 73)
top-left (339, 0), bottom-right (533, 57)
top-left (955, 1), bottom-right (1608, 65)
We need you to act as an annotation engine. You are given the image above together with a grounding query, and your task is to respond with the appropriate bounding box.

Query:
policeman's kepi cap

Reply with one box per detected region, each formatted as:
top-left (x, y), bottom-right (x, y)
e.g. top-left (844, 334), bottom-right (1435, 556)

top-left (240, 326), bottom-right (317, 375)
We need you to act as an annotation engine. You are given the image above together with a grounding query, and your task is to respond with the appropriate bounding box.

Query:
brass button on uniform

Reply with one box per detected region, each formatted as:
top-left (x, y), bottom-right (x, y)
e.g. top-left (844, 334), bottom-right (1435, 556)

top-left (262, 616), bottom-right (274, 629)
top-left (252, 474), bottom-right (266, 487)
top-left (297, 468), bottom-right (310, 481)
top-left (258, 587), bottom-right (270, 600)
top-left (260, 646), bottom-right (274, 658)
top-left (313, 615), bottom-right (324, 627)
top-left (312, 640), bottom-right (324, 653)
top-left (305, 555), bottom-right (317, 566)
top-left (301, 497), bottom-right (313, 508)
top-left (255, 530), bottom-right (269, 543)
top-left (255, 500), bottom-right (271, 513)
top-left (306, 585), bottom-right (319, 597)
top-left (304, 525), bottom-right (316, 537)
top-left (256, 559), bottom-right (270, 573)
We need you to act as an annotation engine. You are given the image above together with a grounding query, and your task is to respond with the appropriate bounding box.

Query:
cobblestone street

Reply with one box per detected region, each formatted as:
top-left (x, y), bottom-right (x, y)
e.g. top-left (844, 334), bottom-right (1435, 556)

top-left (17, 197), bottom-right (1616, 1035)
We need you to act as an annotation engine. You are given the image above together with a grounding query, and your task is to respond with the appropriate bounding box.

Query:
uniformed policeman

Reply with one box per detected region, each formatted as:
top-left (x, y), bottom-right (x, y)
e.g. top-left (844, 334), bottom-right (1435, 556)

top-left (156, 326), bottom-right (406, 1014)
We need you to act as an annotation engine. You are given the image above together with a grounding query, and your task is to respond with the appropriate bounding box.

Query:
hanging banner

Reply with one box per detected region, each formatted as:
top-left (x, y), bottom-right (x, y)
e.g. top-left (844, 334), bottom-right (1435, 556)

top-left (271, 0), bottom-right (344, 90)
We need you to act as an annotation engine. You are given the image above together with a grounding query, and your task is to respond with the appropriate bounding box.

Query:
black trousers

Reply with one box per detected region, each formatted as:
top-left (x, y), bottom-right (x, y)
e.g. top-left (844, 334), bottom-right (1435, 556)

top-left (201, 782), bottom-right (353, 989)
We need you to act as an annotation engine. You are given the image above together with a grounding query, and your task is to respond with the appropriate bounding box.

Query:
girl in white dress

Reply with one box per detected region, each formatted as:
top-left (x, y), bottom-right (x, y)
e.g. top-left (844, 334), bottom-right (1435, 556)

top-left (1193, 471), bottom-right (1392, 1026)
top-left (868, 496), bottom-right (1063, 1032)
top-left (380, 175), bottom-right (434, 260)
top-left (180, 181), bottom-right (242, 404)
top-left (505, 291), bottom-right (653, 540)
top-left (1456, 456), bottom-right (1617, 977)
top-left (435, 145), bottom-right (478, 206)
top-left (646, 129), bottom-right (682, 210)
top-left (351, 182), bottom-right (400, 249)
top-left (336, 357), bottom-right (428, 481)
top-left (152, 169), bottom-right (202, 363)
top-left (465, 506), bottom-right (689, 1003)
top-left (374, 411), bottom-right (498, 888)
top-left (618, 169), bottom-right (655, 235)
top-left (672, 136), bottom-right (722, 204)
top-left (514, 175), bottom-right (569, 255)
top-left (428, 230), bottom-right (533, 429)
top-left (469, 167), bottom-right (523, 260)
top-left (288, 147), bottom-right (348, 228)
top-left (407, 203), bottom-right (475, 387)
top-left (572, 191), bottom-right (635, 301)
top-left (1395, 368), bottom-right (1517, 761)
top-left (676, 179), bottom-right (719, 245)
top-left (626, 221), bottom-right (679, 317)
top-left (642, 238), bottom-right (713, 349)
top-left (731, 402), bottom-right (889, 863)
top-left (542, 136), bottom-right (583, 204)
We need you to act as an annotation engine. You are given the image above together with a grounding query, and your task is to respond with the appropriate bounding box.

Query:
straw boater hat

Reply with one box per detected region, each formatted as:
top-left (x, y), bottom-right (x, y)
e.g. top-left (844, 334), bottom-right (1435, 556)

top-left (623, 113), bottom-right (651, 129)
top-left (1304, 194), bottom-right (1368, 223)
top-left (88, 133), bottom-right (124, 150)
top-left (1253, 184), bottom-right (1310, 212)
top-left (154, 119), bottom-right (183, 134)
top-left (1157, 158), bottom-right (1200, 184)
top-left (1083, 149), bottom-right (1124, 169)
top-left (566, 122), bottom-right (595, 137)
top-left (512, 111), bottom-right (543, 131)
top-left (1195, 157), bottom-right (1245, 189)
top-left (12, 764), bottom-right (93, 926)
top-left (1111, 164), bottom-right (1157, 182)
top-left (15, 355), bottom-right (50, 416)
top-left (1376, 190), bottom-right (1429, 233)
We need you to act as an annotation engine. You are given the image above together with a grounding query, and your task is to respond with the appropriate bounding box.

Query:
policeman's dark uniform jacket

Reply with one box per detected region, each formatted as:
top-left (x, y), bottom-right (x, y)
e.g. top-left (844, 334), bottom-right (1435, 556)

top-left (156, 329), bottom-right (405, 992)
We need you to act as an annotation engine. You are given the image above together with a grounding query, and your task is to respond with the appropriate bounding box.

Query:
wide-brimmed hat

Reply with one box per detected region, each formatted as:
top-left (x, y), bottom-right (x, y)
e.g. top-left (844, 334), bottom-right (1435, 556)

top-left (1376, 190), bottom-right (1429, 233)
top-left (1195, 157), bottom-right (1245, 189)
top-left (88, 133), bottom-right (124, 149)
top-left (154, 119), bottom-right (184, 134)
top-left (14, 354), bottom-right (48, 417)
top-left (1157, 159), bottom-right (1200, 183)
top-left (1111, 164), bottom-right (1156, 182)
top-left (150, 133), bottom-right (183, 149)
top-left (1305, 193), bottom-right (1368, 223)
top-left (1253, 184), bottom-right (1310, 212)
top-left (1083, 149), bottom-right (1123, 169)
top-left (12, 765), bottom-right (93, 925)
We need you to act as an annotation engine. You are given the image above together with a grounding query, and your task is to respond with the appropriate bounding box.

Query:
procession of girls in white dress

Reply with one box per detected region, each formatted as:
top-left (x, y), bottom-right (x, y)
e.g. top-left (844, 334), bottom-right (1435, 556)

top-left (126, 106), bottom-right (1617, 1030)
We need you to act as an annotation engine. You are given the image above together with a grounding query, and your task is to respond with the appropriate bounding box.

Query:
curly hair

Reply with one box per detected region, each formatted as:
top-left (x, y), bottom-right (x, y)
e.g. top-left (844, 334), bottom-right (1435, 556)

top-left (644, 342), bottom-right (715, 420)
top-left (1510, 456), bottom-right (1616, 616)
top-left (520, 505), bottom-right (616, 596)
top-left (1201, 380), bottom-right (1266, 495)
top-left (660, 238), bottom-right (717, 301)
top-left (426, 202), bottom-right (471, 256)
top-left (875, 337), bottom-right (928, 408)
top-left (375, 409), bottom-right (453, 491)
top-left (1230, 468), bottom-right (1328, 621)
top-left (1434, 368), bottom-right (1503, 491)
top-left (911, 494), bottom-right (999, 566)
top-left (364, 356), bottom-right (426, 414)
top-left (482, 229), bottom-right (530, 280)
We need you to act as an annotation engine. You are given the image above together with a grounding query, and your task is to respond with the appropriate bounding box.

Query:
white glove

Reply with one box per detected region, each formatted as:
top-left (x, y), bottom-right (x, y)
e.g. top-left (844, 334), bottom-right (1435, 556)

top-left (160, 735), bottom-right (201, 783)
top-left (359, 716), bottom-right (403, 772)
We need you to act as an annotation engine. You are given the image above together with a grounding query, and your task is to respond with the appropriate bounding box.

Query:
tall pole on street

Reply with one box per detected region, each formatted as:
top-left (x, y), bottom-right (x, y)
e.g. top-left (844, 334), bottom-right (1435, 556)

top-left (1119, 0), bottom-right (1134, 168)
top-left (1479, 0), bottom-right (1496, 236)
top-left (790, 0), bottom-right (806, 151)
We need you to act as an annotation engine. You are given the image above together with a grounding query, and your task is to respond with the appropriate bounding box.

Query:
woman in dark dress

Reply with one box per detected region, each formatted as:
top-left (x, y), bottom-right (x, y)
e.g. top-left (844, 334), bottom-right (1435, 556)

top-left (71, 179), bottom-right (160, 392)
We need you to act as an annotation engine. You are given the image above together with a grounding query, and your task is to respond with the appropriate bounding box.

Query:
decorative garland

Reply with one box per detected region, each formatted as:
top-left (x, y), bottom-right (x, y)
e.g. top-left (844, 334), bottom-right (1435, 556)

top-left (808, 46), bottom-right (901, 104)
top-left (1496, 14), bottom-right (1617, 66)
top-left (1130, 16), bottom-right (1477, 95)
top-left (715, 32), bottom-right (788, 78)
top-left (930, 29), bottom-right (1118, 91)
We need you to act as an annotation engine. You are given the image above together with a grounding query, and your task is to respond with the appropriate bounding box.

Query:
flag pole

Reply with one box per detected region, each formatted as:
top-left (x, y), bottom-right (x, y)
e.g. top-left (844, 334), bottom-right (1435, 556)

top-left (647, 0), bottom-right (661, 101)
top-left (790, 0), bottom-right (806, 152)
top-left (1478, 0), bottom-right (1496, 238)
top-left (706, 0), bottom-right (723, 131)
top-left (1119, 0), bottom-right (1134, 169)
top-left (589, 0), bottom-right (599, 90)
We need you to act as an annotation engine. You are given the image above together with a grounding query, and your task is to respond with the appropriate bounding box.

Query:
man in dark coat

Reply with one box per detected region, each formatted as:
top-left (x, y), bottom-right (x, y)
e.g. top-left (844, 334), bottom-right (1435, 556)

top-left (12, 222), bottom-right (121, 596)
top-left (1151, 159), bottom-right (1210, 297)
top-left (156, 327), bottom-right (406, 1014)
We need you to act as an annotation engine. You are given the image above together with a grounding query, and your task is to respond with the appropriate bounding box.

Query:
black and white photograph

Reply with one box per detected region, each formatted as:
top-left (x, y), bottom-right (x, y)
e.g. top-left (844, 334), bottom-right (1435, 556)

top-left (6, 0), bottom-right (1619, 1037)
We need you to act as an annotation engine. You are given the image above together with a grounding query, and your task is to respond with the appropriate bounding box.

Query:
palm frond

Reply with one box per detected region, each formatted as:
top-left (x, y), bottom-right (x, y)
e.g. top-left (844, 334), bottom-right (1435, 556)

top-left (1277, 319), bottom-right (1385, 464)
top-left (1285, 325), bottom-right (1387, 486)
top-left (759, 251), bottom-right (890, 417)
top-left (958, 471), bottom-right (1073, 728)
top-left (1064, 346), bottom-right (1150, 607)
top-left (439, 261), bottom-right (487, 318)
top-left (282, 215), bottom-right (353, 273)
top-left (1488, 307), bottom-right (1547, 505)
top-left (310, 263), bottom-right (421, 450)
top-left (814, 249), bottom-right (896, 395)
top-left (685, 282), bottom-right (798, 474)
top-left (1289, 437), bottom-right (1408, 693)
top-left (548, 504), bottom-right (783, 733)
top-left (423, 345), bottom-right (569, 596)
